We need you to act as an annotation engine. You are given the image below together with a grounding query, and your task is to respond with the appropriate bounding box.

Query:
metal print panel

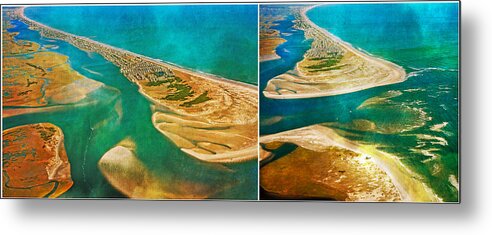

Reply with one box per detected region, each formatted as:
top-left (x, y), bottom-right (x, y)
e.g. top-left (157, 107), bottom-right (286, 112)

top-left (259, 1), bottom-right (460, 202)
top-left (1, 1), bottom-right (460, 203)
top-left (1, 4), bottom-right (259, 199)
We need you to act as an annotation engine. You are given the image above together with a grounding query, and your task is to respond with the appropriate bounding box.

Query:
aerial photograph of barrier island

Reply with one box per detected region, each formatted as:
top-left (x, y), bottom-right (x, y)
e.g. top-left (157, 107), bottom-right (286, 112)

top-left (2, 4), bottom-right (259, 199)
top-left (259, 2), bottom-right (459, 202)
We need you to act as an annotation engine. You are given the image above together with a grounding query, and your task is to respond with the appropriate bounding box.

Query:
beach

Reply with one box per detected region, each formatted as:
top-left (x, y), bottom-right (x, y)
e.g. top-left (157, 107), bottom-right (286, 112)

top-left (97, 138), bottom-right (228, 199)
top-left (262, 5), bottom-right (407, 99)
top-left (260, 124), bottom-right (442, 202)
top-left (259, 3), bottom-right (459, 202)
top-left (13, 7), bottom-right (258, 164)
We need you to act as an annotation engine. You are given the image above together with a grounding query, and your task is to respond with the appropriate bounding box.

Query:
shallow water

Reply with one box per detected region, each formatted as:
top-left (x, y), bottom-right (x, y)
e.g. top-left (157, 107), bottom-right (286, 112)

top-left (4, 5), bottom-right (258, 199)
top-left (260, 3), bottom-right (459, 201)
top-left (25, 5), bottom-right (258, 84)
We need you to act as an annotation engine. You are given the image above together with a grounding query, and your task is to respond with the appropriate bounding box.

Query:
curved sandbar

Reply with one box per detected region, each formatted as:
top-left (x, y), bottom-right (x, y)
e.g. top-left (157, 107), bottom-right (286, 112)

top-left (260, 125), bottom-right (441, 202)
top-left (98, 139), bottom-right (230, 199)
top-left (263, 5), bottom-right (407, 99)
top-left (13, 7), bottom-right (258, 163)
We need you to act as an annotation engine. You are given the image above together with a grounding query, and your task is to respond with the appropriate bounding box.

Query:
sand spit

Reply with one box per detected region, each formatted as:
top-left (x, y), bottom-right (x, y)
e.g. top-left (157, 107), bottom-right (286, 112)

top-left (263, 5), bottom-right (407, 99)
top-left (12, 7), bottom-right (258, 163)
top-left (260, 125), bottom-right (441, 202)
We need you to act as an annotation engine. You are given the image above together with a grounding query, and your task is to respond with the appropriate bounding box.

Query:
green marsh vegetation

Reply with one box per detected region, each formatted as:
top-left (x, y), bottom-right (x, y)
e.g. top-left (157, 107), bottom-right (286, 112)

top-left (146, 74), bottom-right (211, 106)
top-left (37, 126), bottom-right (56, 141)
top-left (181, 91), bottom-right (212, 107)
top-left (304, 52), bottom-right (345, 72)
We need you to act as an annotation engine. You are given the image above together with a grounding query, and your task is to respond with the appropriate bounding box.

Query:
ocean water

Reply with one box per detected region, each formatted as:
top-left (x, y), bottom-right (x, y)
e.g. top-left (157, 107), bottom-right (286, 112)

top-left (3, 5), bottom-right (258, 199)
top-left (260, 3), bottom-right (459, 201)
top-left (25, 4), bottom-right (258, 84)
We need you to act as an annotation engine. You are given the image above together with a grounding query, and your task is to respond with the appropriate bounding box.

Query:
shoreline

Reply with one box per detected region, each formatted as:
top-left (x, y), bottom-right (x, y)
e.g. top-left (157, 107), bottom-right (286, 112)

top-left (260, 53), bottom-right (281, 63)
top-left (16, 7), bottom-right (257, 91)
top-left (2, 123), bottom-right (73, 198)
top-left (98, 140), bottom-right (226, 199)
top-left (13, 7), bottom-right (258, 164)
top-left (2, 16), bottom-right (111, 118)
top-left (263, 5), bottom-right (407, 99)
top-left (260, 124), bottom-right (442, 202)
top-left (259, 37), bottom-right (286, 63)
top-left (259, 12), bottom-right (287, 63)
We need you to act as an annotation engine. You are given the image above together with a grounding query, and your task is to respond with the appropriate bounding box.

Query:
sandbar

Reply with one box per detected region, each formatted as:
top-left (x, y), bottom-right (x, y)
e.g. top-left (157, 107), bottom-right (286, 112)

top-left (98, 138), bottom-right (233, 199)
top-left (263, 5), bottom-right (407, 99)
top-left (13, 7), bottom-right (258, 164)
top-left (260, 124), bottom-right (441, 202)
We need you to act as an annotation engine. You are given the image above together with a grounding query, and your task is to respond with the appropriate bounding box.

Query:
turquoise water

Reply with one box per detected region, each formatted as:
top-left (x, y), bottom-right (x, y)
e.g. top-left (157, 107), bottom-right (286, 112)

top-left (308, 3), bottom-right (459, 70)
top-left (260, 3), bottom-right (459, 201)
top-left (3, 5), bottom-right (258, 199)
top-left (25, 5), bottom-right (258, 84)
